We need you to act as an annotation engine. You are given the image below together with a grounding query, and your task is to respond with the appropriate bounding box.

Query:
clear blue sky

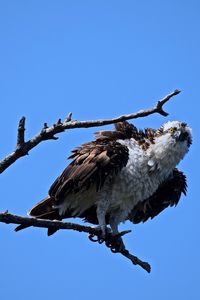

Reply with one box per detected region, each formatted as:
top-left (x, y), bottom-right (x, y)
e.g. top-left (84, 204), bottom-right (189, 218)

top-left (1, 1), bottom-right (199, 299)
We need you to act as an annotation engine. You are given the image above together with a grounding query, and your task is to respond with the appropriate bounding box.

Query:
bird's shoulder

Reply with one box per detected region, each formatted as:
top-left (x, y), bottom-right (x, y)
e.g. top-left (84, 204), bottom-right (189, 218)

top-left (49, 131), bottom-right (129, 200)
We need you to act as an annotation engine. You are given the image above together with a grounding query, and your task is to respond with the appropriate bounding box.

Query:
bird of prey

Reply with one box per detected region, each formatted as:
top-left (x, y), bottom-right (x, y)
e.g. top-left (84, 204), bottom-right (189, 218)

top-left (16, 120), bottom-right (192, 238)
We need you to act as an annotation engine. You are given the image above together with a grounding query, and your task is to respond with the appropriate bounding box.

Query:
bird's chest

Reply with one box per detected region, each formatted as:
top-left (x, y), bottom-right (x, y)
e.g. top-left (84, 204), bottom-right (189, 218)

top-left (109, 151), bottom-right (162, 212)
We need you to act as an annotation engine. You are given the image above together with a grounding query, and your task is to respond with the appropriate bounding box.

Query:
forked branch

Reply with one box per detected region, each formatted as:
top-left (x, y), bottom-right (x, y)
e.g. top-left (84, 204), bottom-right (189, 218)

top-left (0, 90), bottom-right (180, 173)
top-left (0, 211), bottom-right (151, 273)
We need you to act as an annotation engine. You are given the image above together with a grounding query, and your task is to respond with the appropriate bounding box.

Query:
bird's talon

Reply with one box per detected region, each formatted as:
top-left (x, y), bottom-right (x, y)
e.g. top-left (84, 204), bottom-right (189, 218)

top-left (97, 237), bottom-right (105, 244)
top-left (110, 235), bottom-right (126, 252)
top-left (93, 225), bottom-right (111, 239)
top-left (111, 247), bottom-right (118, 253)
top-left (88, 234), bottom-right (99, 242)
top-left (105, 241), bottom-right (112, 248)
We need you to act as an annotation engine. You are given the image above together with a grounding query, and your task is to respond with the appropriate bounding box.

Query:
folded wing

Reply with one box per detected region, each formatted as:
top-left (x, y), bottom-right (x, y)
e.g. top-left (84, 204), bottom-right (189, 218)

top-left (129, 169), bottom-right (187, 224)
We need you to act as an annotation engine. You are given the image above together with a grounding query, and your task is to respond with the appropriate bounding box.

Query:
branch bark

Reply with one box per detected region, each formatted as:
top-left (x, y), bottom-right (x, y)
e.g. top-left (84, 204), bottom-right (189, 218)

top-left (0, 89), bottom-right (180, 174)
top-left (0, 211), bottom-right (151, 273)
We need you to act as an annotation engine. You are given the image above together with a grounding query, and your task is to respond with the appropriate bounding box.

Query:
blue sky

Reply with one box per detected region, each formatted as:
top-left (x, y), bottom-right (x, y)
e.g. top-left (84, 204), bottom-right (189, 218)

top-left (0, 1), bottom-right (199, 299)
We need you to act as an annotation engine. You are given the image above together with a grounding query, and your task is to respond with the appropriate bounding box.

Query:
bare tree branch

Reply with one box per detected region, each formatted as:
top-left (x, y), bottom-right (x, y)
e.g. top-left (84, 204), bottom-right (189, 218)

top-left (0, 211), bottom-right (150, 273)
top-left (0, 90), bottom-right (180, 174)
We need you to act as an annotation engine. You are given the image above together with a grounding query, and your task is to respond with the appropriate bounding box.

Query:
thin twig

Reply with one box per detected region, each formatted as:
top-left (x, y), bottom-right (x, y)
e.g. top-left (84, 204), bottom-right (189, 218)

top-left (121, 249), bottom-right (151, 273)
top-left (156, 89), bottom-right (180, 116)
top-left (0, 211), bottom-right (151, 273)
top-left (0, 90), bottom-right (180, 174)
top-left (16, 116), bottom-right (26, 147)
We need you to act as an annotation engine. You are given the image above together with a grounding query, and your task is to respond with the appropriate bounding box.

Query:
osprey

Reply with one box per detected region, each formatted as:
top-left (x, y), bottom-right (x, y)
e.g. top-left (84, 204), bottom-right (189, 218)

top-left (18, 121), bottom-right (192, 237)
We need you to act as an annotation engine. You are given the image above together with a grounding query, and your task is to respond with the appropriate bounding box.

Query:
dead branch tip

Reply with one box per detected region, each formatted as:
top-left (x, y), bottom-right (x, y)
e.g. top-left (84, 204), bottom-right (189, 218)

top-left (17, 116), bottom-right (26, 147)
top-left (156, 89), bottom-right (181, 116)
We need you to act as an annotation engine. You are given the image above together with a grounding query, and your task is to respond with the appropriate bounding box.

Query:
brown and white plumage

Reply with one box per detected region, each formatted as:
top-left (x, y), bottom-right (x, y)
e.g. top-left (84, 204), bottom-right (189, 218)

top-left (16, 121), bottom-right (192, 236)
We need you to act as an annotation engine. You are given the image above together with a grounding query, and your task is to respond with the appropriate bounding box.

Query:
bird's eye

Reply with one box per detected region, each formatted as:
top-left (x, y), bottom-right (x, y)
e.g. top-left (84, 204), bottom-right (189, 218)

top-left (168, 127), bottom-right (177, 134)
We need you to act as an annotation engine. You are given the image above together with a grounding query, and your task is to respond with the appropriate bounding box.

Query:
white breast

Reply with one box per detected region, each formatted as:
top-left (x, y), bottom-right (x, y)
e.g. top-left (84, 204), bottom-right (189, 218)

top-left (109, 139), bottom-right (159, 213)
top-left (107, 136), bottom-right (188, 218)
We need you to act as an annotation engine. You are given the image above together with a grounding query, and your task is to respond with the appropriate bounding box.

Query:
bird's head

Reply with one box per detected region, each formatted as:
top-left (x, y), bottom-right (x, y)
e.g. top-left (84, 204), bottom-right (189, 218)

top-left (149, 121), bottom-right (192, 168)
top-left (161, 121), bottom-right (192, 147)
top-left (146, 121), bottom-right (192, 172)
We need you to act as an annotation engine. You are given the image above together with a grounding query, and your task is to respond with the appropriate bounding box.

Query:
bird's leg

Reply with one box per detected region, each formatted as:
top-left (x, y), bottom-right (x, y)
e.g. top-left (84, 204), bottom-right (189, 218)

top-left (95, 193), bottom-right (110, 238)
top-left (96, 209), bottom-right (109, 238)
top-left (109, 212), bottom-right (126, 251)
top-left (109, 218), bottom-right (119, 236)
top-left (89, 192), bottom-right (111, 244)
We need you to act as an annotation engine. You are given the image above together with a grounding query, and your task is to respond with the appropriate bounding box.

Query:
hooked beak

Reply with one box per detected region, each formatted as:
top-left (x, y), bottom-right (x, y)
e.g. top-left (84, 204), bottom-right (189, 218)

top-left (177, 129), bottom-right (189, 142)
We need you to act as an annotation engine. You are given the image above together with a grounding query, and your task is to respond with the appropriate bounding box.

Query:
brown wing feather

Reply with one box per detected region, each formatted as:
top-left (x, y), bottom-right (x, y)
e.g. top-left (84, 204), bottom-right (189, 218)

top-left (129, 169), bottom-right (187, 224)
top-left (48, 139), bottom-right (129, 202)
top-left (26, 124), bottom-right (129, 235)
top-left (96, 121), bottom-right (157, 150)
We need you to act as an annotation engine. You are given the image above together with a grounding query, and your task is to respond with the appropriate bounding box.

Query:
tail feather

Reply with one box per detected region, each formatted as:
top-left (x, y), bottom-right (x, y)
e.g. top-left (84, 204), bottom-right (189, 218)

top-left (28, 196), bottom-right (56, 217)
top-left (15, 196), bottom-right (62, 235)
